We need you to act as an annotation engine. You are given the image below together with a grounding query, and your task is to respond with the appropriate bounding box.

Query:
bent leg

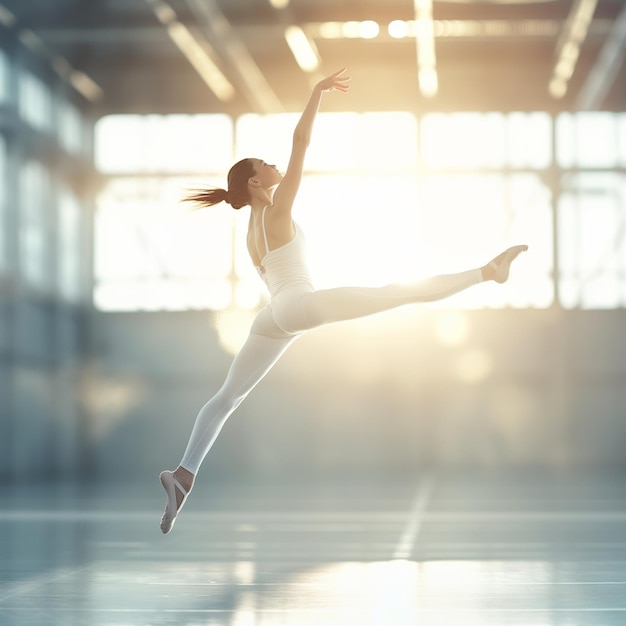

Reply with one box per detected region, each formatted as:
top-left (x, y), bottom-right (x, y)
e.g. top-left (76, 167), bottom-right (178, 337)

top-left (299, 268), bottom-right (482, 329)
top-left (179, 321), bottom-right (296, 474)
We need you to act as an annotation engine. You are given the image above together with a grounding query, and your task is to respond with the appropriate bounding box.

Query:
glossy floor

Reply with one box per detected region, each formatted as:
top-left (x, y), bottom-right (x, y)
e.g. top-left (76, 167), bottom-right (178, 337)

top-left (1, 471), bottom-right (626, 625)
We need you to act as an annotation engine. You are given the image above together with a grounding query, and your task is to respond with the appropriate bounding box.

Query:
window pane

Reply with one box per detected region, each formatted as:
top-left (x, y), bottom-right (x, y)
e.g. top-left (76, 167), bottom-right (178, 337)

top-left (94, 177), bottom-right (245, 311)
top-left (359, 112), bottom-right (418, 170)
top-left (237, 112), bottom-right (418, 173)
top-left (0, 134), bottom-right (5, 270)
top-left (295, 173), bottom-right (421, 288)
top-left (19, 71), bottom-right (51, 131)
top-left (558, 172), bottom-right (626, 309)
top-left (0, 49), bottom-right (7, 102)
top-left (557, 112), bottom-right (619, 168)
top-left (556, 113), bottom-right (575, 169)
top-left (20, 161), bottom-right (49, 287)
top-left (576, 113), bottom-right (618, 168)
top-left (304, 113), bottom-right (361, 171)
top-left (58, 186), bottom-right (82, 301)
top-left (95, 114), bottom-right (233, 174)
top-left (59, 101), bottom-right (83, 155)
top-left (235, 113), bottom-right (299, 168)
top-left (418, 172), bottom-right (552, 308)
top-left (95, 115), bottom-right (143, 172)
top-left (619, 114), bottom-right (626, 167)
top-left (421, 113), bottom-right (507, 169)
top-left (506, 112), bottom-right (552, 169)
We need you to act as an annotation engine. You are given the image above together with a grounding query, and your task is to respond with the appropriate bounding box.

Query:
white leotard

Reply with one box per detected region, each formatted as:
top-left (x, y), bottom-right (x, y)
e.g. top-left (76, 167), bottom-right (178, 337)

top-left (256, 208), bottom-right (313, 297)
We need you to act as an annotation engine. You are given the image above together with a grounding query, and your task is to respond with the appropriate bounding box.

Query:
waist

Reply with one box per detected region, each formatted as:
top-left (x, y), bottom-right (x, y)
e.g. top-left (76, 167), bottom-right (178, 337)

top-left (258, 262), bottom-right (313, 297)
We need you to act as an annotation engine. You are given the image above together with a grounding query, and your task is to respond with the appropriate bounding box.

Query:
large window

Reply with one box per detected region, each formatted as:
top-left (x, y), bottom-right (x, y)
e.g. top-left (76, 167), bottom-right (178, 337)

top-left (93, 111), bottom-right (626, 312)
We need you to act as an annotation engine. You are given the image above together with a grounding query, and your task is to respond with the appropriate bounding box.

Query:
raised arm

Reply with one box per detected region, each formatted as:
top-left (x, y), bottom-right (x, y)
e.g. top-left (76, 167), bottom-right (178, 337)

top-left (271, 68), bottom-right (350, 215)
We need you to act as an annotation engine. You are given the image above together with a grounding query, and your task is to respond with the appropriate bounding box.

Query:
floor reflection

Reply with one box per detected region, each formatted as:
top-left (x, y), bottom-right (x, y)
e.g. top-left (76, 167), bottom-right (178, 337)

top-left (1, 472), bottom-right (626, 625)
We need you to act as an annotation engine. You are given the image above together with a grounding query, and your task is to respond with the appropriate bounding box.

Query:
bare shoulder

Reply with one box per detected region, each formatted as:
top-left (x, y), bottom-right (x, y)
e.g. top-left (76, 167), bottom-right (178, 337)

top-left (264, 205), bottom-right (295, 245)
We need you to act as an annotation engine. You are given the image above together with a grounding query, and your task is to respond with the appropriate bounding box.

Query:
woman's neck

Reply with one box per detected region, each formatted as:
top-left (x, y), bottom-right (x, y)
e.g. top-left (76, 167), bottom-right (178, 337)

top-left (249, 185), bottom-right (277, 211)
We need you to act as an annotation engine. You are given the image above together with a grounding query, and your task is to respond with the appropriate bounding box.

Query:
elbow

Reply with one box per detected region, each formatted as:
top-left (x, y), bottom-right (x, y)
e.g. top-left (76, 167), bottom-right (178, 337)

top-left (293, 130), bottom-right (311, 147)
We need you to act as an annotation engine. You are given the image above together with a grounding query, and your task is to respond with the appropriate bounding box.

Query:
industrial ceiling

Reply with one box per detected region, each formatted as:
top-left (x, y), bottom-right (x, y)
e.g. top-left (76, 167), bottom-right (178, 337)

top-left (0, 0), bottom-right (625, 116)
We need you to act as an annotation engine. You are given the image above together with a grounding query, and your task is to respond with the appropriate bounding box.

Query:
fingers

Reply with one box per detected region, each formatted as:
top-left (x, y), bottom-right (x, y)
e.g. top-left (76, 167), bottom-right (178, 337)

top-left (331, 67), bottom-right (350, 84)
top-left (331, 81), bottom-right (350, 93)
top-left (323, 68), bottom-right (351, 92)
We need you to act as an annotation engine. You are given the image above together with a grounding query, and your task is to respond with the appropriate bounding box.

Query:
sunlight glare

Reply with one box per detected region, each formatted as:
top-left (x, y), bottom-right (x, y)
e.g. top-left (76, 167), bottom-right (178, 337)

top-left (456, 349), bottom-right (492, 383)
top-left (435, 311), bottom-right (469, 346)
top-left (279, 560), bottom-right (555, 625)
top-left (214, 309), bottom-right (258, 355)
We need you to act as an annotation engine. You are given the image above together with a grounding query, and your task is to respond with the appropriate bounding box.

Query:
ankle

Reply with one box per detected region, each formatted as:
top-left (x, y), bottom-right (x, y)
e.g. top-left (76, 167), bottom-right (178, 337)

top-left (481, 264), bottom-right (494, 282)
top-left (174, 466), bottom-right (195, 492)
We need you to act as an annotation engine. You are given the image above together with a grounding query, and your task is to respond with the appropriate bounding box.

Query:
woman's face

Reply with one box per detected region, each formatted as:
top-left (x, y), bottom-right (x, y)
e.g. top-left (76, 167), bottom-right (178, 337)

top-left (252, 159), bottom-right (283, 188)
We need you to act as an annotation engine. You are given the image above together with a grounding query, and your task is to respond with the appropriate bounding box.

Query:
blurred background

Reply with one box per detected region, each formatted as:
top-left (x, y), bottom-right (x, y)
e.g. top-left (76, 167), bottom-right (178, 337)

top-left (1, 0), bottom-right (626, 486)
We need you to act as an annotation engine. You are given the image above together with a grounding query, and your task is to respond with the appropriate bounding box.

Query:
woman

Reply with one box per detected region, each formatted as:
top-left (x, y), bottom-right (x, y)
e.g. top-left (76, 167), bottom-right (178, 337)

top-left (160, 68), bottom-right (528, 534)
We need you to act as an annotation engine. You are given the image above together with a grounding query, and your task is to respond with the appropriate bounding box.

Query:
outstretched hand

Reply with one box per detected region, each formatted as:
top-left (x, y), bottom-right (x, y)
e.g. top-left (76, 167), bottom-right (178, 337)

top-left (316, 68), bottom-right (350, 93)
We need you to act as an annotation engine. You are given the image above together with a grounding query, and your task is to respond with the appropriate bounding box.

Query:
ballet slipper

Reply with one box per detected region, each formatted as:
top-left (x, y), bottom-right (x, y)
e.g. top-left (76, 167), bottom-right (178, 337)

top-left (159, 470), bottom-right (189, 534)
top-left (488, 245), bottom-right (528, 283)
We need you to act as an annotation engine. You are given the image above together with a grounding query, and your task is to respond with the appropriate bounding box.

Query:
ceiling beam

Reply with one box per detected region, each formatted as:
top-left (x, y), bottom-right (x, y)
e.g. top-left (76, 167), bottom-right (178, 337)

top-left (575, 2), bottom-right (626, 110)
top-left (145, 0), bottom-right (235, 102)
top-left (414, 0), bottom-right (438, 98)
top-left (34, 19), bottom-right (616, 46)
top-left (549, 0), bottom-right (598, 99)
top-left (185, 0), bottom-right (283, 113)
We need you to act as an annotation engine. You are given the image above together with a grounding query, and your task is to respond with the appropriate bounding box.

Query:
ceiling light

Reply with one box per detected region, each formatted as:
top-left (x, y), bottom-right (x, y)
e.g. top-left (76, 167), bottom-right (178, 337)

top-left (388, 20), bottom-right (410, 39)
top-left (359, 20), bottom-right (380, 39)
top-left (318, 22), bottom-right (343, 39)
top-left (342, 21), bottom-right (362, 38)
top-left (284, 25), bottom-right (320, 72)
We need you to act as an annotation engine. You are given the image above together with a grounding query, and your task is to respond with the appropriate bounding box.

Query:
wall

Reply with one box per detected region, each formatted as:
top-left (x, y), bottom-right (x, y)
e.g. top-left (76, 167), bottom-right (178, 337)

top-left (0, 36), bottom-right (95, 483)
top-left (85, 307), bottom-right (626, 480)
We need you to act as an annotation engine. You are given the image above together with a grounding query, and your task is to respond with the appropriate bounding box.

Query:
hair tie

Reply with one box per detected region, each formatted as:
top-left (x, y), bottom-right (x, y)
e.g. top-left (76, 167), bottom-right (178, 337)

top-left (224, 190), bottom-right (231, 204)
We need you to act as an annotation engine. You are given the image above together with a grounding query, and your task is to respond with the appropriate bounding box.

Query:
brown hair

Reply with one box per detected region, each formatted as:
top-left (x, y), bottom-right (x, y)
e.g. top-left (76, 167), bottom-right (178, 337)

top-left (185, 158), bottom-right (257, 210)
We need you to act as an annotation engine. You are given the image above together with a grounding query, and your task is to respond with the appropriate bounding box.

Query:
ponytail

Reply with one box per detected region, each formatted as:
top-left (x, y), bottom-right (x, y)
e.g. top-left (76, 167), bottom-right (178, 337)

top-left (184, 187), bottom-right (230, 209)
top-left (184, 158), bottom-right (257, 211)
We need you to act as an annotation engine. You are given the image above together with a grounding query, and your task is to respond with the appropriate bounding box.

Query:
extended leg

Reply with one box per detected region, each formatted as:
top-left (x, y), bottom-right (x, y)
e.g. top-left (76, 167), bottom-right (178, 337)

top-left (274, 245), bottom-right (528, 333)
top-left (160, 322), bottom-right (295, 533)
top-left (179, 331), bottom-right (295, 474)
top-left (288, 269), bottom-right (483, 330)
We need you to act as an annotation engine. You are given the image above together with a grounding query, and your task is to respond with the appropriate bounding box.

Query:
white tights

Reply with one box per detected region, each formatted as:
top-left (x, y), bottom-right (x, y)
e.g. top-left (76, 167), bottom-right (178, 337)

top-left (179, 268), bottom-right (482, 473)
